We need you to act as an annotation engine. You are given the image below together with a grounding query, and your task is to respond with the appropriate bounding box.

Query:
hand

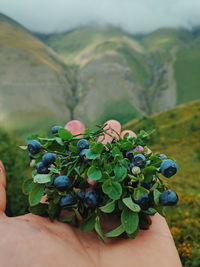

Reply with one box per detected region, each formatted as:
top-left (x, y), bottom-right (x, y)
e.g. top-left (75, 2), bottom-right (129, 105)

top-left (0, 120), bottom-right (182, 267)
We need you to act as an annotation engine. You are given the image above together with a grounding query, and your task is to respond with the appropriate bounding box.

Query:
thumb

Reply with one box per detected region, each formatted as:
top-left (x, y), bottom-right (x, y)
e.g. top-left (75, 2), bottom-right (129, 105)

top-left (0, 161), bottom-right (6, 216)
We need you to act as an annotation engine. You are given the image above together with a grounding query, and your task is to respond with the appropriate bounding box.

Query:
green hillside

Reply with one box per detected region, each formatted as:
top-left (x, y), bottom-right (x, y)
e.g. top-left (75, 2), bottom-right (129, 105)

top-left (46, 26), bottom-right (200, 117)
top-left (0, 14), bottom-right (74, 137)
top-left (124, 100), bottom-right (200, 266)
top-left (1, 13), bottom-right (200, 136)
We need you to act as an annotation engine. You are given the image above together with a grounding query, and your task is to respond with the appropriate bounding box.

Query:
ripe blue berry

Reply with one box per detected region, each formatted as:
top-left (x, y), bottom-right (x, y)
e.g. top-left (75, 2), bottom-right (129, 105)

top-left (159, 154), bottom-right (167, 160)
top-left (36, 162), bottom-right (50, 174)
top-left (42, 153), bottom-right (56, 166)
top-left (79, 149), bottom-right (90, 162)
top-left (28, 140), bottom-right (41, 155)
top-left (76, 189), bottom-right (85, 200)
top-left (141, 181), bottom-right (153, 190)
top-left (54, 175), bottom-right (71, 190)
top-left (129, 162), bottom-right (135, 169)
top-left (159, 189), bottom-right (178, 206)
top-left (84, 190), bottom-right (98, 207)
top-left (133, 154), bottom-right (146, 168)
top-left (59, 194), bottom-right (74, 207)
top-left (52, 126), bottom-right (62, 134)
top-left (125, 150), bottom-right (134, 159)
top-left (77, 139), bottom-right (89, 151)
top-left (160, 159), bottom-right (178, 178)
top-left (132, 193), bottom-right (151, 210)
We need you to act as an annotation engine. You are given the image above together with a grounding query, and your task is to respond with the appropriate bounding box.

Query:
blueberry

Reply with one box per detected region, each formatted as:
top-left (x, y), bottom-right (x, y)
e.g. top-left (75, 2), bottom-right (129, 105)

top-left (160, 159), bottom-right (178, 178)
top-left (141, 181), bottom-right (153, 190)
top-left (42, 153), bottom-right (56, 166)
top-left (36, 162), bottom-right (50, 174)
top-left (76, 189), bottom-right (85, 200)
top-left (59, 194), bottom-right (74, 207)
top-left (54, 175), bottom-right (71, 190)
top-left (28, 140), bottom-right (41, 155)
top-left (84, 190), bottom-right (98, 207)
top-left (125, 150), bottom-right (134, 159)
top-left (159, 189), bottom-right (179, 206)
top-left (129, 162), bottom-right (135, 169)
top-left (133, 154), bottom-right (146, 168)
top-left (52, 126), bottom-right (62, 134)
top-left (79, 149), bottom-right (90, 162)
top-left (131, 193), bottom-right (151, 210)
top-left (77, 139), bottom-right (89, 150)
top-left (159, 154), bottom-right (167, 160)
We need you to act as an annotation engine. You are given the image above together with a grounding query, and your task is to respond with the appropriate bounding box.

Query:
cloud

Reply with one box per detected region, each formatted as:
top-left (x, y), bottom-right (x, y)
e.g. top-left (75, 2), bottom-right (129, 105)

top-left (0, 0), bottom-right (200, 33)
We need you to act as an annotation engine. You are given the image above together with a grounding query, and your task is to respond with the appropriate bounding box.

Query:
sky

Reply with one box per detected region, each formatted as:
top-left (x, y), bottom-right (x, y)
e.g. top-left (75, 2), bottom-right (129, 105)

top-left (1, 0), bottom-right (200, 34)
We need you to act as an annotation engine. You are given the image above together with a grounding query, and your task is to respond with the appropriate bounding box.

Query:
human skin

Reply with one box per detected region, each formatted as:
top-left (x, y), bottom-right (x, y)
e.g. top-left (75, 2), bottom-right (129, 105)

top-left (0, 120), bottom-right (182, 267)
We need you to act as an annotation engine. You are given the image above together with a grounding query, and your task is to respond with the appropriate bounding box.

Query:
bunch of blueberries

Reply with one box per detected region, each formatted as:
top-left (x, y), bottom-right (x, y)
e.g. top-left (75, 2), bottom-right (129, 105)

top-left (28, 126), bottom-right (99, 208)
top-left (128, 152), bottom-right (179, 209)
top-left (27, 124), bottom-right (179, 217)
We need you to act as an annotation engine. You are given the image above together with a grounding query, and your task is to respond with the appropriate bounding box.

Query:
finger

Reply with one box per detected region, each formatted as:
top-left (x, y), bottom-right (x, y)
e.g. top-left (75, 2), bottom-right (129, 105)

top-left (120, 130), bottom-right (137, 138)
top-left (64, 120), bottom-right (85, 136)
top-left (0, 161), bottom-right (6, 187)
top-left (0, 161), bottom-right (6, 216)
top-left (98, 120), bottom-right (121, 144)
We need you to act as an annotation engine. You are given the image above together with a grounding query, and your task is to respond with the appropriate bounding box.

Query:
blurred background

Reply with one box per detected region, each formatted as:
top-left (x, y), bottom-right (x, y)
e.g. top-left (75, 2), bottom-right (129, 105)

top-left (0, 1), bottom-right (200, 266)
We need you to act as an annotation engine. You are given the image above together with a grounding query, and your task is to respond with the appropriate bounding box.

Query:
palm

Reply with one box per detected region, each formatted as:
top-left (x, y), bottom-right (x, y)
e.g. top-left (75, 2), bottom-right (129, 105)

top-left (0, 120), bottom-right (182, 267)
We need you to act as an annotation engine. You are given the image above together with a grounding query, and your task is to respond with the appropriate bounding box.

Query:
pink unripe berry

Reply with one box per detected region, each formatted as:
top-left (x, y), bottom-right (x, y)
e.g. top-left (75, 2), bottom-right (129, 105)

top-left (132, 166), bottom-right (141, 175)
top-left (133, 145), bottom-right (144, 154)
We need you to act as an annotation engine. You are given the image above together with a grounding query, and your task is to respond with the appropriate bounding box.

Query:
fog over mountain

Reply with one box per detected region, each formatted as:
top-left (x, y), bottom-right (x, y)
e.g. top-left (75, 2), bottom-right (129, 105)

top-left (1, 0), bottom-right (200, 33)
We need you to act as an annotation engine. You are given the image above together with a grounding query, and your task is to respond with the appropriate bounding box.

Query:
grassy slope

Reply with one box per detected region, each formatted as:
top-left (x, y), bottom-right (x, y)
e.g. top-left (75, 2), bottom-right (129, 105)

top-left (124, 100), bottom-right (200, 266)
top-left (0, 14), bottom-right (74, 137)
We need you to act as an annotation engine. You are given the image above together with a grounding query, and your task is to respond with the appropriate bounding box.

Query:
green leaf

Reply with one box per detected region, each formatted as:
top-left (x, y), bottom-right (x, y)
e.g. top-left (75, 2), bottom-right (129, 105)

top-left (80, 213), bottom-right (97, 232)
top-left (102, 179), bottom-right (122, 200)
top-left (59, 214), bottom-right (75, 223)
top-left (19, 145), bottom-right (27, 150)
top-left (153, 189), bottom-right (161, 205)
top-left (29, 203), bottom-right (48, 216)
top-left (95, 216), bottom-right (105, 241)
top-left (22, 178), bottom-right (34, 195)
top-left (112, 147), bottom-right (121, 157)
top-left (48, 201), bottom-right (60, 221)
top-left (114, 165), bottom-right (127, 181)
top-left (87, 166), bottom-right (102, 180)
top-left (29, 183), bottom-right (45, 206)
top-left (143, 166), bottom-right (157, 182)
top-left (99, 200), bottom-right (115, 213)
top-left (91, 142), bottom-right (104, 154)
top-left (105, 224), bottom-right (125, 237)
top-left (122, 197), bottom-right (141, 212)
top-left (86, 150), bottom-right (100, 159)
top-left (69, 144), bottom-right (79, 153)
top-left (121, 207), bottom-right (139, 234)
top-left (33, 174), bottom-right (51, 184)
top-left (55, 137), bottom-right (64, 146)
top-left (134, 186), bottom-right (149, 200)
top-left (144, 208), bottom-right (157, 215)
top-left (58, 128), bottom-right (73, 141)
top-left (127, 228), bottom-right (139, 239)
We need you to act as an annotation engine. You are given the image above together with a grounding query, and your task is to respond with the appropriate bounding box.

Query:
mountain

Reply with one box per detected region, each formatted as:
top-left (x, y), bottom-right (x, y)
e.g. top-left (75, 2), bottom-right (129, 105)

top-left (0, 14), bottom-right (74, 136)
top-left (1, 13), bottom-right (200, 136)
top-left (123, 99), bottom-right (200, 266)
top-left (43, 26), bottom-right (200, 121)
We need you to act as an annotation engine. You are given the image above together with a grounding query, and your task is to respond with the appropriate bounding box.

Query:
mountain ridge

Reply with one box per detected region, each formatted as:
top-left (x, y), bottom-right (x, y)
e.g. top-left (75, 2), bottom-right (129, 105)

top-left (0, 13), bottom-right (200, 136)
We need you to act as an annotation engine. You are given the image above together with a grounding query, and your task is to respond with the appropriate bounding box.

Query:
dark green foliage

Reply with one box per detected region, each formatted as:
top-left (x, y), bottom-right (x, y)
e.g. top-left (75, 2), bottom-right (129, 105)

top-left (0, 128), bottom-right (30, 216)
